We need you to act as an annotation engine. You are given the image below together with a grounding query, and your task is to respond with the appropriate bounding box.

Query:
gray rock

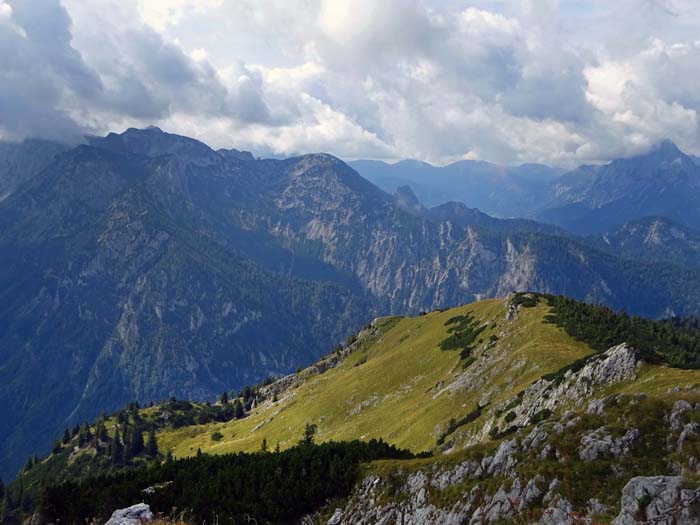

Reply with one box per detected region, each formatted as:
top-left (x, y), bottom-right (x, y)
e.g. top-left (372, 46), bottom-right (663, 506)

top-left (542, 478), bottom-right (561, 505)
top-left (579, 427), bottom-right (639, 462)
top-left (678, 423), bottom-right (699, 452)
top-left (587, 398), bottom-right (606, 416)
top-left (612, 476), bottom-right (700, 525)
top-left (539, 494), bottom-right (574, 525)
top-left (520, 475), bottom-right (545, 510)
top-left (670, 400), bottom-right (693, 430)
top-left (482, 439), bottom-right (519, 477)
top-left (587, 497), bottom-right (611, 516)
top-left (522, 425), bottom-right (549, 451)
top-left (104, 503), bottom-right (153, 525)
top-left (327, 508), bottom-right (344, 525)
top-left (511, 345), bottom-right (640, 429)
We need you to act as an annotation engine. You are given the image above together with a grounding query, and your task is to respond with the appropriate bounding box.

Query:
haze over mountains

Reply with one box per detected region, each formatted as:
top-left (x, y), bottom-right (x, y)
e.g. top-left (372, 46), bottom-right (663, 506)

top-left (2, 127), bottom-right (700, 480)
top-left (353, 139), bottom-right (700, 235)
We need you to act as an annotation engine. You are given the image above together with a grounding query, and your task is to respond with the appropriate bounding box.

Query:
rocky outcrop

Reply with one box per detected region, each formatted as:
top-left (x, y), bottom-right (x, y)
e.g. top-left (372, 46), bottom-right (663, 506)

top-left (316, 438), bottom-right (569, 525)
top-left (104, 503), bottom-right (153, 525)
top-left (612, 476), bottom-right (700, 525)
top-left (579, 427), bottom-right (640, 462)
top-left (507, 343), bottom-right (640, 428)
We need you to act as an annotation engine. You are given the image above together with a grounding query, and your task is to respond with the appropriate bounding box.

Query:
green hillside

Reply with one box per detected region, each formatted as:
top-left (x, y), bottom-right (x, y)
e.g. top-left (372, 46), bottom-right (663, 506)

top-left (9, 292), bottom-right (700, 524)
top-left (159, 296), bottom-right (591, 457)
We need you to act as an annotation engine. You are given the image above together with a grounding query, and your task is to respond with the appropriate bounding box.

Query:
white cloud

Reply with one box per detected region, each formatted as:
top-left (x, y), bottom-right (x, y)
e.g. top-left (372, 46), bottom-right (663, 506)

top-left (2, 0), bottom-right (700, 166)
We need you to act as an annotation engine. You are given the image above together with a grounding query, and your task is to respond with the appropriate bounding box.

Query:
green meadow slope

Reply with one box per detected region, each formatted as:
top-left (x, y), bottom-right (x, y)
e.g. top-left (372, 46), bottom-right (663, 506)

top-left (158, 293), bottom-right (700, 460)
top-left (11, 293), bottom-right (700, 524)
top-left (160, 297), bottom-right (593, 457)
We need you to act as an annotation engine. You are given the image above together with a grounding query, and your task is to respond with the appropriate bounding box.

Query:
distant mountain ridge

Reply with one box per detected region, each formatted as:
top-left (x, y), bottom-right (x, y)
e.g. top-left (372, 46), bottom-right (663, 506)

top-left (350, 158), bottom-right (562, 218)
top-left (353, 140), bottom-right (700, 235)
top-left (539, 140), bottom-right (700, 233)
top-left (3, 128), bottom-right (700, 480)
top-left (585, 216), bottom-right (700, 269)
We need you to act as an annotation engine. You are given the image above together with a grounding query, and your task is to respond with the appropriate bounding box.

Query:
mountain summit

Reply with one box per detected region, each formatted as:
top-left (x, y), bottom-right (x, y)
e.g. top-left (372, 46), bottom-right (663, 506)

top-left (540, 140), bottom-right (700, 233)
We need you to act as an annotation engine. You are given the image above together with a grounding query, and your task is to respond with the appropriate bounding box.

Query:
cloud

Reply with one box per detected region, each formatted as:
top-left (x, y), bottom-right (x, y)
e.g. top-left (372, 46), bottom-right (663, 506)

top-left (1, 0), bottom-right (700, 166)
top-left (0, 0), bottom-right (279, 142)
top-left (0, 0), bottom-right (99, 141)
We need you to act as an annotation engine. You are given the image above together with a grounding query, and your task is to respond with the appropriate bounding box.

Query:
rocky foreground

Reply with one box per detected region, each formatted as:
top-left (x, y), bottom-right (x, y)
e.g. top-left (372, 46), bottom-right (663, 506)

top-left (305, 396), bottom-right (700, 524)
top-left (97, 343), bottom-right (700, 524)
top-left (297, 344), bottom-right (700, 524)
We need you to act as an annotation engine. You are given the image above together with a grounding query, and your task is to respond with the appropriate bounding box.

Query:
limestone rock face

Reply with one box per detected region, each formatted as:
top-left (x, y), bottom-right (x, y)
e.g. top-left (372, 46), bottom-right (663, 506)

top-left (579, 427), bottom-right (640, 462)
top-left (509, 343), bottom-right (641, 428)
top-left (612, 476), bottom-right (700, 525)
top-left (104, 503), bottom-right (153, 525)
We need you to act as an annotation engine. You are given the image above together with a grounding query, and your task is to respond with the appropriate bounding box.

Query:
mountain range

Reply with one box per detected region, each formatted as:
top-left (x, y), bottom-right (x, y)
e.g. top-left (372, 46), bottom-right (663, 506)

top-left (2, 128), bottom-right (700, 480)
top-left (352, 139), bottom-right (700, 235)
top-left (350, 158), bottom-right (562, 219)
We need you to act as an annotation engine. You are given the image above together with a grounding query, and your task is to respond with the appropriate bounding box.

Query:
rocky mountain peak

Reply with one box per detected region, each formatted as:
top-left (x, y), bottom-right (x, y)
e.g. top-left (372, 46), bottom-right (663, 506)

top-left (217, 148), bottom-right (255, 162)
top-left (95, 127), bottom-right (219, 166)
top-left (650, 138), bottom-right (684, 160)
top-left (393, 185), bottom-right (423, 215)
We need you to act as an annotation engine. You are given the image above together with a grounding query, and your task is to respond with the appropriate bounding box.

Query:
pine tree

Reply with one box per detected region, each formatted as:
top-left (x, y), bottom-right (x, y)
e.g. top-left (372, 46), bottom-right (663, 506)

top-left (220, 391), bottom-right (229, 405)
top-left (111, 430), bottom-right (123, 465)
top-left (302, 423), bottom-right (317, 445)
top-left (78, 424), bottom-right (93, 447)
top-left (0, 486), bottom-right (10, 522)
top-left (62, 428), bottom-right (70, 444)
top-left (96, 421), bottom-right (108, 442)
top-left (146, 428), bottom-right (159, 458)
top-left (233, 399), bottom-right (244, 419)
top-left (129, 429), bottom-right (145, 457)
top-left (261, 438), bottom-right (268, 452)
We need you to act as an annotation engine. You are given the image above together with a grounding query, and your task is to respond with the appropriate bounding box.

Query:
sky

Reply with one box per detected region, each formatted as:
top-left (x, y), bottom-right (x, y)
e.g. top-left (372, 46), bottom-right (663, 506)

top-left (1, 0), bottom-right (700, 166)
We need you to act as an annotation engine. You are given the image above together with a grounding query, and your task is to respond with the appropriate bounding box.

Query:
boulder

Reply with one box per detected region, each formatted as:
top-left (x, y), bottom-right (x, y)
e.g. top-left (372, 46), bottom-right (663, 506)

top-left (612, 476), bottom-right (700, 525)
top-left (104, 503), bottom-right (153, 525)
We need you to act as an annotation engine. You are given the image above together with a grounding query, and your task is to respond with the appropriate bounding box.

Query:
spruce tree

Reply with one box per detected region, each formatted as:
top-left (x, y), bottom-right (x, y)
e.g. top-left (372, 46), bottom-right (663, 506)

top-left (62, 429), bottom-right (70, 444)
top-left (0, 486), bottom-right (10, 522)
top-left (111, 430), bottom-right (123, 465)
top-left (220, 391), bottom-right (229, 404)
top-left (261, 437), bottom-right (268, 452)
top-left (96, 421), bottom-right (108, 442)
top-left (302, 423), bottom-right (317, 445)
top-left (233, 399), bottom-right (244, 419)
top-left (130, 429), bottom-right (145, 457)
top-left (146, 429), bottom-right (158, 457)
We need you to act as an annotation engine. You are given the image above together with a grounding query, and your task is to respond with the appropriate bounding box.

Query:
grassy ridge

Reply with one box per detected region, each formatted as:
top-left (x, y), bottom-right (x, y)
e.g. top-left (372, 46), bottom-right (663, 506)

top-left (11, 294), bottom-right (700, 524)
top-left (158, 297), bottom-right (594, 458)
